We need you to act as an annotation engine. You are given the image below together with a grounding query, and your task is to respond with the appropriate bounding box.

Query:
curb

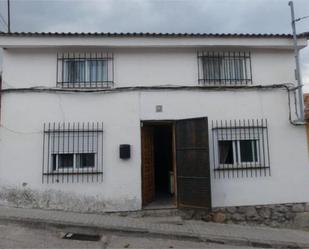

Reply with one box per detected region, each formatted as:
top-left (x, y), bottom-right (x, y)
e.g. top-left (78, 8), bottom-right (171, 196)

top-left (0, 215), bottom-right (307, 248)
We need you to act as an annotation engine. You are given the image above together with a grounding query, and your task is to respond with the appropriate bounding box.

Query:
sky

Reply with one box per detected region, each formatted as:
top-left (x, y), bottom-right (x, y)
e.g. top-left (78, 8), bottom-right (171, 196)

top-left (0, 0), bottom-right (308, 89)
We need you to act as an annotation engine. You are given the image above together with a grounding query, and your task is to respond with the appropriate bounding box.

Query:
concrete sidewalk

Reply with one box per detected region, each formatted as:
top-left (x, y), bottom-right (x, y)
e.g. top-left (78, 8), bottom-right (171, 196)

top-left (0, 206), bottom-right (309, 248)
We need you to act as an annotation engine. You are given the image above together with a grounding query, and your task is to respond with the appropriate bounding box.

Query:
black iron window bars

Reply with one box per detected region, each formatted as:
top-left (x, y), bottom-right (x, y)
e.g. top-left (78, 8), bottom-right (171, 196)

top-left (42, 122), bottom-right (103, 183)
top-left (198, 51), bottom-right (252, 85)
top-left (212, 119), bottom-right (270, 178)
top-left (57, 52), bottom-right (114, 88)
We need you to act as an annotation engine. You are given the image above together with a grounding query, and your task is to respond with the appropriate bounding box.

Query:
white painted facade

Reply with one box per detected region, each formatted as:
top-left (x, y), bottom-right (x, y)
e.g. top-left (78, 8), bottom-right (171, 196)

top-left (0, 34), bottom-right (308, 212)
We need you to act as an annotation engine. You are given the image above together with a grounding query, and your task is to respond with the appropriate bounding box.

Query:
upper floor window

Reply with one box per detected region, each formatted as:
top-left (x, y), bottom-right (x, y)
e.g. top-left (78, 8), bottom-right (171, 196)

top-left (198, 51), bottom-right (252, 85)
top-left (57, 52), bottom-right (114, 88)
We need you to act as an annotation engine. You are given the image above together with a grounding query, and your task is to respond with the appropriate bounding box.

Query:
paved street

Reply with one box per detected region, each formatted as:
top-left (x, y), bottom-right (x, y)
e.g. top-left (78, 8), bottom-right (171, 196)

top-left (1, 206), bottom-right (309, 248)
top-left (0, 223), bottom-right (264, 249)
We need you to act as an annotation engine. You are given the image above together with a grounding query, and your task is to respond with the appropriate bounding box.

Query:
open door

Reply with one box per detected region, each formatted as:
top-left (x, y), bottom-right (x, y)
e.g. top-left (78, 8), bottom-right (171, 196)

top-left (141, 126), bottom-right (155, 206)
top-left (175, 117), bottom-right (211, 210)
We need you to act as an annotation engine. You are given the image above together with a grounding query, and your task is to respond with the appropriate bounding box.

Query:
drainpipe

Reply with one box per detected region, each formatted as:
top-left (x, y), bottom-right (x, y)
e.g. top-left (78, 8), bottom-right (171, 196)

top-left (289, 1), bottom-right (305, 122)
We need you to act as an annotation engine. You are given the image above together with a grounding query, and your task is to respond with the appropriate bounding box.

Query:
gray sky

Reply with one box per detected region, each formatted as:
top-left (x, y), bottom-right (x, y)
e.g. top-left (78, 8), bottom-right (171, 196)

top-left (0, 0), bottom-right (308, 89)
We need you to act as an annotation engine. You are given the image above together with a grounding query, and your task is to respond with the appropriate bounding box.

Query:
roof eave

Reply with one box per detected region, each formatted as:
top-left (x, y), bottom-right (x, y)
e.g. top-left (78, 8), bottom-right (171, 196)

top-left (0, 32), bottom-right (307, 49)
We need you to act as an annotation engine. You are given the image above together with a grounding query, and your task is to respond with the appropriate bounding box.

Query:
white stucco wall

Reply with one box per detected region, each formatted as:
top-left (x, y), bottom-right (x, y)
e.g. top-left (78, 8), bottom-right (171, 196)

top-left (0, 92), bottom-right (142, 211)
top-left (139, 90), bottom-right (309, 207)
top-left (0, 89), bottom-right (308, 210)
top-left (0, 43), bottom-right (308, 211)
top-left (2, 47), bottom-right (296, 88)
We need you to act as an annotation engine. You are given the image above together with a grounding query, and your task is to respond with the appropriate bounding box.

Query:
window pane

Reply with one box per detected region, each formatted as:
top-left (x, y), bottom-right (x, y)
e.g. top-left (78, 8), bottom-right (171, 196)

top-left (239, 140), bottom-right (258, 163)
top-left (76, 153), bottom-right (95, 168)
top-left (88, 59), bottom-right (107, 82)
top-left (52, 154), bottom-right (57, 171)
top-left (219, 141), bottom-right (234, 164)
top-left (233, 58), bottom-right (245, 80)
top-left (202, 56), bottom-right (245, 81)
top-left (58, 154), bottom-right (74, 168)
top-left (203, 57), bottom-right (222, 80)
top-left (65, 60), bottom-right (85, 83)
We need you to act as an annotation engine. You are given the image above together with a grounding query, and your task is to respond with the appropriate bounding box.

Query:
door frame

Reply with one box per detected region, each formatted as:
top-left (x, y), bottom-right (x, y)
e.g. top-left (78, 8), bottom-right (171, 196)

top-left (141, 120), bottom-right (178, 208)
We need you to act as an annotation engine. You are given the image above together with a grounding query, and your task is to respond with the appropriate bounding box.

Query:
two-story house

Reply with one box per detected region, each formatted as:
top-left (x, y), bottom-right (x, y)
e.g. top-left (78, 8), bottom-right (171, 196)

top-left (0, 32), bottom-right (308, 222)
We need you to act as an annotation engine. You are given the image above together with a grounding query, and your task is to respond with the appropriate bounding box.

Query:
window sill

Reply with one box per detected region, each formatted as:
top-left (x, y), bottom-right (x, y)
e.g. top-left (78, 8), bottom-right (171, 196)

top-left (43, 171), bottom-right (103, 175)
top-left (57, 82), bottom-right (114, 89)
top-left (214, 166), bottom-right (270, 171)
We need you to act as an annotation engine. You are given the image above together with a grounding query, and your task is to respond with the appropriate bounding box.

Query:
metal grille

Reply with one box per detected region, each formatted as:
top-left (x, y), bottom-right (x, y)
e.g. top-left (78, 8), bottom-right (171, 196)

top-left (212, 119), bottom-right (270, 178)
top-left (198, 51), bottom-right (252, 85)
top-left (57, 52), bottom-right (114, 88)
top-left (42, 122), bottom-right (103, 183)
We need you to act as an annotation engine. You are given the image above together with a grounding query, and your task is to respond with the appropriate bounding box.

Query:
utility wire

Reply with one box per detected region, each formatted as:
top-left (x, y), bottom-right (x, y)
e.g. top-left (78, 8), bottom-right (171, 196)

top-left (295, 15), bottom-right (309, 22)
top-left (0, 13), bottom-right (8, 32)
top-left (0, 124), bottom-right (42, 134)
top-left (0, 19), bottom-right (7, 31)
top-left (0, 83), bottom-right (302, 126)
top-left (0, 13), bottom-right (8, 29)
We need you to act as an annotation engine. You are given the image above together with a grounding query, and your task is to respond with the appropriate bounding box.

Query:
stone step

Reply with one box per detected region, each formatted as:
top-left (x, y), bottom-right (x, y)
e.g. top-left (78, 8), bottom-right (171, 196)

top-left (106, 208), bottom-right (184, 218)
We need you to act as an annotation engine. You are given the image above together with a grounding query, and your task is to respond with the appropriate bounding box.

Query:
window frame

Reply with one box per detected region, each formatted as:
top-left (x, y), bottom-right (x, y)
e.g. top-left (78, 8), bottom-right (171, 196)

top-left (52, 152), bottom-right (97, 173)
top-left (218, 139), bottom-right (260, 167)
top-left (197, 51), bottom-right (252, 85)
top-left (42, 122), bottom-right (104, 183)
top-left (212, 119), bottom-right (270, 178)
top-left (57, 52), bottom-right (114, 88)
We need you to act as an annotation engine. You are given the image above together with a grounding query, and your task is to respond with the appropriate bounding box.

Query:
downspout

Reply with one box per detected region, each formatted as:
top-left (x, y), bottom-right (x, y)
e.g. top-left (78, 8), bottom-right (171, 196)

top-left (0, 73), bottom-right (2, 124)
top-left (289, 1), bottom-right (305, 122)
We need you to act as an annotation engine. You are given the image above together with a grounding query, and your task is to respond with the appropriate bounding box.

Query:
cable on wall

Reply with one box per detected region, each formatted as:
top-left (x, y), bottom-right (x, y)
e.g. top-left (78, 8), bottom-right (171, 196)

top-left (0, 83), bottom-right (303, 127)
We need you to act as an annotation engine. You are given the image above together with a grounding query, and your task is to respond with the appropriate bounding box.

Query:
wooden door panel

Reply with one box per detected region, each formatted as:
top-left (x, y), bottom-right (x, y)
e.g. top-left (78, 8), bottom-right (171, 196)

top-left (177, 177), bottom-right (211, 208)
top-left (176, 150), bottom-right (210, 177)
top-left (176, 117), bottom-right (212, 210)
top-left (141, 126), bottom-right (155, 206)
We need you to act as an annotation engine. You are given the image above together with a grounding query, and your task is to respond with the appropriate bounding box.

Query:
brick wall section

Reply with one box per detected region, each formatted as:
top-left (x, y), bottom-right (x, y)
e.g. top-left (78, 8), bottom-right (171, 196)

top-left (304, 94), bottom-right (309, 156)
top-left (305, 94), bottom-right (309, 121)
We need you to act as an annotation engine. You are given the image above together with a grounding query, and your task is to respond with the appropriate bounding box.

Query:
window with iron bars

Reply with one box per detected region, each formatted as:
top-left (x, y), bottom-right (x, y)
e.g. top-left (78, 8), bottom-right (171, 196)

top-left (42, 122), bottom-right (103, 183)
top-left (212, 119), bottom-right (270, 178)
top-left (57, 52), bottom-right (114, 88)
top-left (198, 51), bottom-right (252, 85)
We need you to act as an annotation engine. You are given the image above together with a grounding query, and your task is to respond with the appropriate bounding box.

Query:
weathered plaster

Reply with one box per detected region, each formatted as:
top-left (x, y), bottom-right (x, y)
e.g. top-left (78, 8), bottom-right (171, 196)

top-left (0, 185), bottom-right (139, 212)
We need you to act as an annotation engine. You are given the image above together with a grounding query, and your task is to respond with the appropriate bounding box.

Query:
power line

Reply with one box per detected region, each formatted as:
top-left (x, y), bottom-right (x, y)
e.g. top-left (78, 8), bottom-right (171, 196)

top-left (0, 13), bottom-right (8, 27)
top-left (295, 15), bottom-right (309, 22)
top-left (0, 22), bottom-right (7, 32)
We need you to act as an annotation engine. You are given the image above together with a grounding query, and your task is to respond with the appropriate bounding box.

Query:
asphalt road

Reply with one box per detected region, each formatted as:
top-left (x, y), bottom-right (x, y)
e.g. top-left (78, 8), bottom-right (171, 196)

top-left (0, 223), bottom-right (264, 249)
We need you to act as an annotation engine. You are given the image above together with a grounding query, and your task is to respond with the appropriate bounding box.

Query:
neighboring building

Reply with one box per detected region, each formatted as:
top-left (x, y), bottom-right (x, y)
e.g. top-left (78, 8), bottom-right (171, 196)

top-left (0, 32), bottom-right (308, 215)
top-left (304, 93), bottom-right (309, 153)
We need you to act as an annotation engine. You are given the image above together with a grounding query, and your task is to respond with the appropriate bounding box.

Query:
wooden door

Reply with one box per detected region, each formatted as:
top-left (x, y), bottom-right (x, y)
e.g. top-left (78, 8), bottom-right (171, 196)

top-left (175, 117), bottom-right (212, 210)
top-left (141, 126), bottom-right (155, 206)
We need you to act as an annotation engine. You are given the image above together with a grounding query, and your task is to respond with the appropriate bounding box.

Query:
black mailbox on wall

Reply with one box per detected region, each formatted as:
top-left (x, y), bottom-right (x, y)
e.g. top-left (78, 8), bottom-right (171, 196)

top-left (120, 144), bottom-right (131, 159)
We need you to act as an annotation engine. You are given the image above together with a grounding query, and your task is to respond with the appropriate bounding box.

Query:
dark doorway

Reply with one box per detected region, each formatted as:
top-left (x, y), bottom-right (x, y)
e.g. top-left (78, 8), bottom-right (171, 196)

top-left (141, 122), bottom-right (175, 209)
top-left (141, 117), bottom-right (211, 210)
top-left (153, 125), bottom-right (173, 204)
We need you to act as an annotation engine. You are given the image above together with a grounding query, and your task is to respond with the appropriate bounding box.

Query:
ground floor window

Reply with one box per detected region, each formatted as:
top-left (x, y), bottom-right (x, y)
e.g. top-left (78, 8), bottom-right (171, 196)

top-left (212, 119), bottom-right (270, 178)
top-left (52, 153), bottom-right (96, 170)
top-left (42, 122), bottom-right (103, 183)
top-left (219, 139), bottom-right (259, 165)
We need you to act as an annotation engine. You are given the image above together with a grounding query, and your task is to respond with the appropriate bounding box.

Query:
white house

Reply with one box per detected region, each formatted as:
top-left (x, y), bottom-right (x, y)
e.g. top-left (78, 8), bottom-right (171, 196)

top-left (0, 32), bottom-right (309, 222)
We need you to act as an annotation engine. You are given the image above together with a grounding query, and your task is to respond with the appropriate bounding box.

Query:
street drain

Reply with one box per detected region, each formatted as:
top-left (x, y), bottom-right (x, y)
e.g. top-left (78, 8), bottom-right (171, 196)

top-left (62, 232), bottom-right (101, 241)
